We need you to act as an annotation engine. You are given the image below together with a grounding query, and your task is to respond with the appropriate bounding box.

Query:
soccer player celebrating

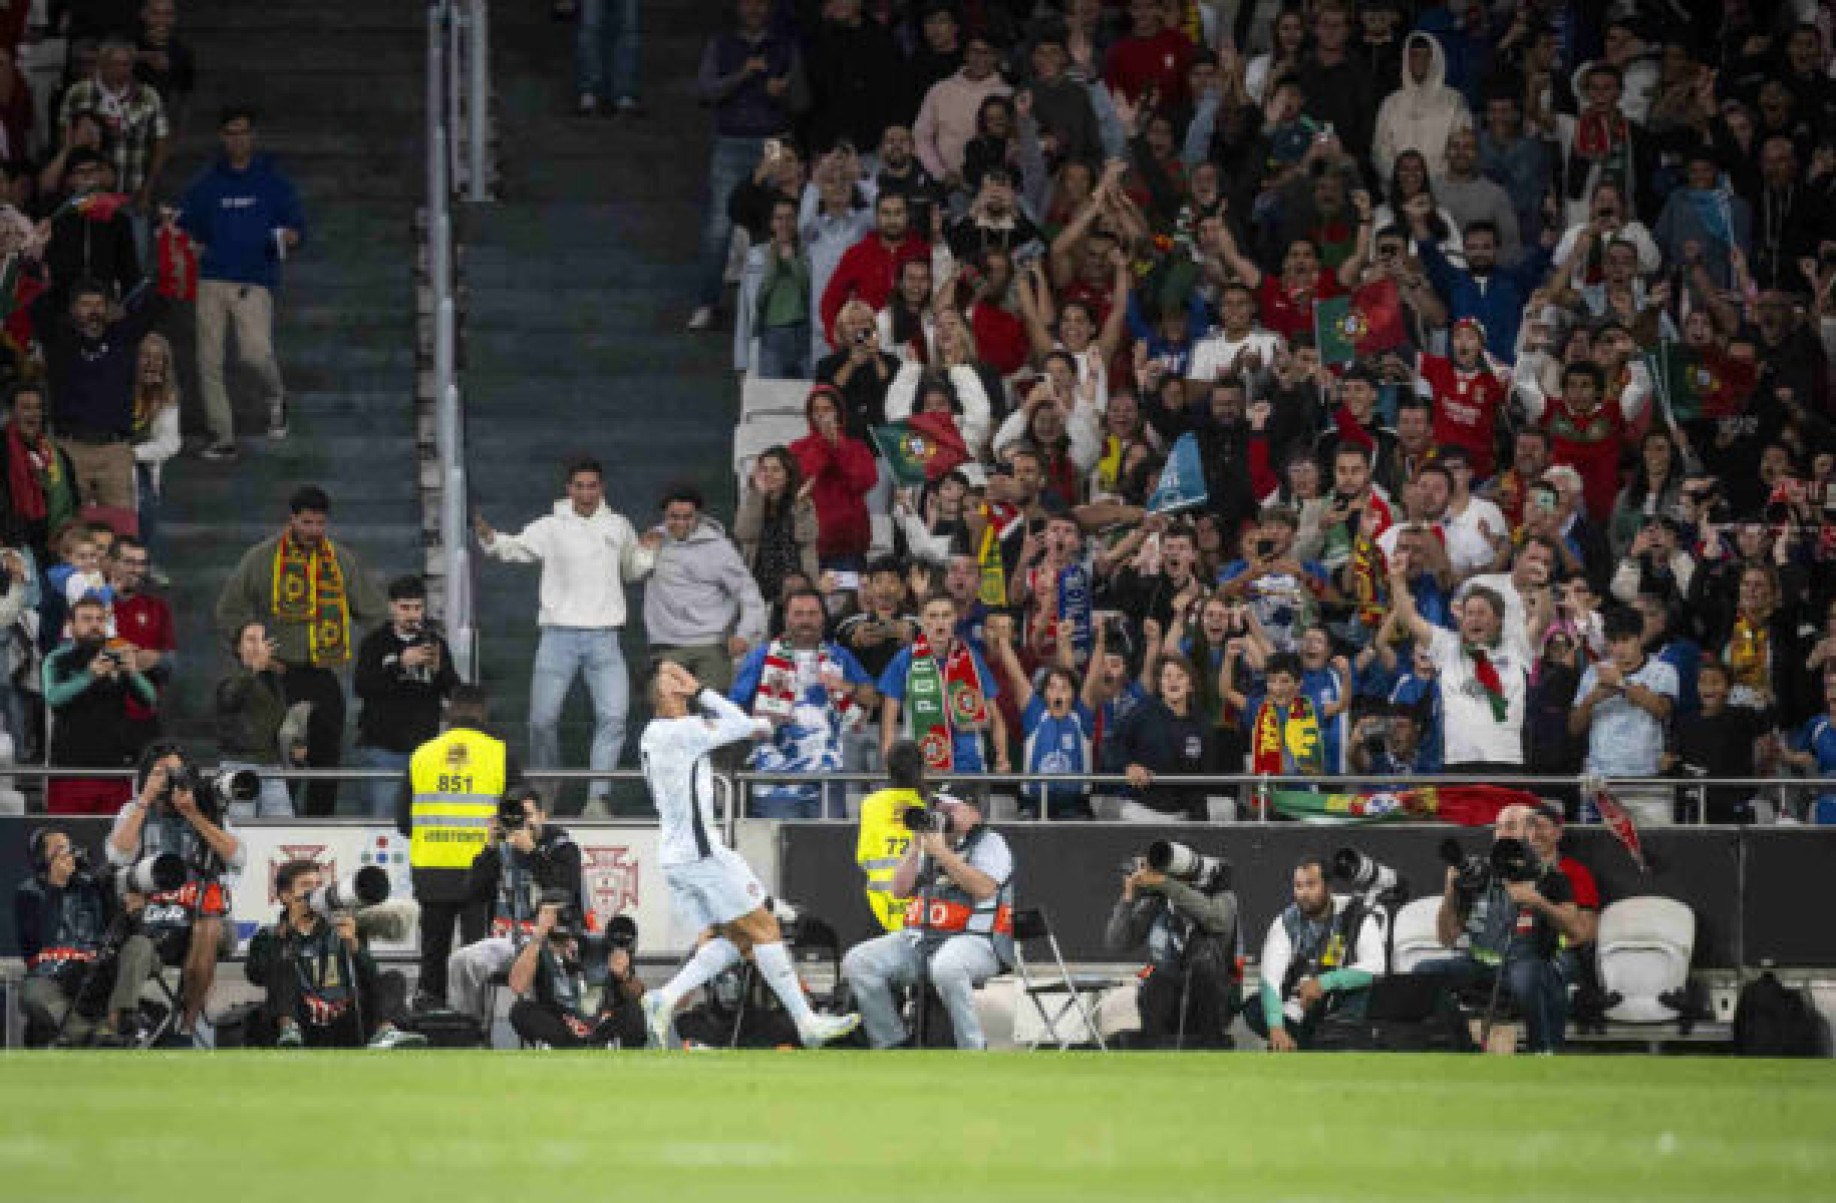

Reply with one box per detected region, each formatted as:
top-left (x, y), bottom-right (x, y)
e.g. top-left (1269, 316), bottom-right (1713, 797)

top-left (638, 660), bottom-right (860, 1048)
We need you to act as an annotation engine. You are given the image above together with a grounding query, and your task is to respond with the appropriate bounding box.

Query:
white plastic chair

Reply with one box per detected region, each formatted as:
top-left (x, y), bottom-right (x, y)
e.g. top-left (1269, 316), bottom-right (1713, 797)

top-left (1390, 896), bottom-right (1448, 973)
top-left (1597, 896), bottom-right (1695, 1024)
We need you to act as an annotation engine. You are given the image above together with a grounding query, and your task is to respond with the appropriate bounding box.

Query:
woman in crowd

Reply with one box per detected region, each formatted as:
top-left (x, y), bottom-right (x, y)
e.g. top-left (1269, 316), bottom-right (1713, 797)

top-left (132, 333), bottom-right (181, 572)
top-left (214, 620), bottom-right (301, 818)
top-left (732, 445), bottom-right (819, 603)
top-left (791, 384), bottom-right (879, 572)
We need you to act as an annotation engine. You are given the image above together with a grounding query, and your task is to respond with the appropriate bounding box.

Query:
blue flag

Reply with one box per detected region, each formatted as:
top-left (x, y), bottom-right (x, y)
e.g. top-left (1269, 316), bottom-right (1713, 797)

top-left (1057, 563), bottom-right (1094, 659)
top-left (1147, 432), bottom-right (1208, 515)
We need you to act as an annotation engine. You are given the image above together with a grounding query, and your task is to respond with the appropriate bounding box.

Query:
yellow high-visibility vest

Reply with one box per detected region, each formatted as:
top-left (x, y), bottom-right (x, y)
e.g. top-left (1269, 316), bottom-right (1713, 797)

top-left (856, 787), bottom-right (921, 931)
top-left (409, 727), bottom-right (507, 870)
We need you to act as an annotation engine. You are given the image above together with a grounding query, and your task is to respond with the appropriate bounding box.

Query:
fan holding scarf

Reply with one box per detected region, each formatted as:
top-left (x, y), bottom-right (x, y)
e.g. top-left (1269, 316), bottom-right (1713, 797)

top-left (215, 485), bottom-right (386, 817)
top-left (877, 590), bottom-right (1006, 778)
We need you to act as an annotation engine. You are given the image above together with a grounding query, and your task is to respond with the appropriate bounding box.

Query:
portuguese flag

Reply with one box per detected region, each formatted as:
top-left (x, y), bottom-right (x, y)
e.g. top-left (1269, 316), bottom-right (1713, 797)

top-left (870, 411), bottom-right (969, 488)
top-left (1269, 784), bottom-right (1540, 826)
top-left (1647, 341), bottom-right (1757, 422)
top-left (1313, 279), bottom-right (1407, 366)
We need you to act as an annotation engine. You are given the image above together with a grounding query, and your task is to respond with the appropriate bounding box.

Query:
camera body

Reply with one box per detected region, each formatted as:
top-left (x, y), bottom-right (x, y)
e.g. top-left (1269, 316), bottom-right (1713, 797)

top-left (161, 765), bottom-right (261, 810)
top-left (497, 795), bottom-right (531, 833)
top-left (1440, 836), bottom-right (1537, 905)
top-left (900, 805), bottom-right (950, 835)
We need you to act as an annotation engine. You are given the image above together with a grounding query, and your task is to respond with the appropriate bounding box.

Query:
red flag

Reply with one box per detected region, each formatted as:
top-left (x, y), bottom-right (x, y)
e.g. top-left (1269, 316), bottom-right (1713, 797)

top-left (156, 224), bottom-right (199, 301)
top-left (71, 191), bottom-right (133, 222)
top-left (903, 410), bottom-right (969, 480)
top-left (1349, 277), bottom-right (1407, 355)
top-left (1592, 787), bottom-right (1648, 873)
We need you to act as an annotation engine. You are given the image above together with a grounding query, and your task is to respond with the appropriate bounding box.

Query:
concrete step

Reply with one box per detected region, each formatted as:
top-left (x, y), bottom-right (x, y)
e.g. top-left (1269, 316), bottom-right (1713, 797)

top-left (180, 32), bottom-right (422, 73)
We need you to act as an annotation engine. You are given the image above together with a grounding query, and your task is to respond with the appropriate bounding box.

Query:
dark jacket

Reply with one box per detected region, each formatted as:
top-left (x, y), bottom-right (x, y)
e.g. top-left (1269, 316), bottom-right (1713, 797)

top-left (34, 282), bottom-right (166, 437)
top-left (353, 623), bottom-right (459, 754)
top-left (465, 826), bottom-right (584, 924)
top-left (804, 17), bottom-right (907, 154)
top-left (43, 207), bottom-right (141, 310)
top-left (14, 871), bottom-right (116, 969)
top-left (1108, 696), bottom-right (1217, 820)
top-left (214, 664), bottom-right (290, 763)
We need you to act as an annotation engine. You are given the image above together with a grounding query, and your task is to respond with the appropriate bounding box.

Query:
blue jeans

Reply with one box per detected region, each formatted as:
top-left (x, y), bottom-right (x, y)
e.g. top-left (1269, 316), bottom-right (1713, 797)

top-left (755, 321), bottom-right (811, 379)
top-left (353, 745), bottom-right (412, 818)
top-left (749, 782), bottom-right (848, 820)
top-left (733, 245), bottom-right (766, 371)
top-left (574, 0), bottom-right (640, 102)
top-left (220, 759), bottom-right (296, 819)
top-left (529, 626), bottom-right (629, 800)
top-left (842, 931), bottom-right (1002, 1049)
top-left (697, 135), bottom-right (765, 306)
top-left (1414, 952), bottom-right (1569, 1052)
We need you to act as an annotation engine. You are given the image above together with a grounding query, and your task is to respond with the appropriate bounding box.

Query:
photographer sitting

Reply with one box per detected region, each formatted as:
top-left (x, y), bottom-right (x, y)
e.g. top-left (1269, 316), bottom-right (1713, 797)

top-left (842, 791), bottom-right (1014, 1049)
top-left (1104, 841), bottom-right (1239, 1048)
top-left (13, 828), bottom-right (160, 1046)
top-left (245, 859), bottom-right (425, 1049)
top-left (507, 907), bottom-right (647, 1049)
top-left (448, 786), bottom-right (583, 1031)
top-left (1249, 856), bottom-right (1386, 1052)
top-left (105, 743), bottom-right (245, 1037)
top-left (1412, 803), bottom-right (1585, 1053)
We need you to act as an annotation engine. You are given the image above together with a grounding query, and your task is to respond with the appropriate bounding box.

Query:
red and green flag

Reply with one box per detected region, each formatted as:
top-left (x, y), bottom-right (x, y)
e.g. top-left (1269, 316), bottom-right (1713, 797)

top-left (870, 411), bottom-right (968, 488)
top-left (1647, 341), bottom-right (1757, 423)
top-left (1269, 784), bottom-right (1540, 825)
top-left (1313, 279), bottom-right (1407, 366)
top-left (55, 190), bottom-right (133, 223)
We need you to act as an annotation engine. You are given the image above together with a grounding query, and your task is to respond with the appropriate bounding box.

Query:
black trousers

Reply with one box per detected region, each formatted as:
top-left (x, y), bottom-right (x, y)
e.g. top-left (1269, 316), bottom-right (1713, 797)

top-left (1137, 956), bottom-right (1235, 1048)
top-left (262, 947), bottom-right (398, 1047)
top-left (284, 665), bottom-right (347, 816)
top-left (509, 998), bottom-right (646, 1048)
top-left (415, 896), bottom-right (488, 1004)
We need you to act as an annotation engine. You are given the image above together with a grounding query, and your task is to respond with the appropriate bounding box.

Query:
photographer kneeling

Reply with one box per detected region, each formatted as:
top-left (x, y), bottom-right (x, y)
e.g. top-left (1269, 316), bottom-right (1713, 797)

top-left (842, 791), bottom-right (1014, 1049)
top-left (245, 860), bottom-right (425, 1048)
top-left (507, 908), bottom-right (647, 1048)
top-left (1412, 804), bottom-right (1584, 1053)
top-left (105, 743), bottom-right (246, 1037)
top-left (1249, 855), bottom-right (1386, 1052)
top-left (1104, 841), bottom-right (1238, 1048)
top-left (448, 786), bottom-right (582, 1032)
top-left (13, 828), bottom-right (160, 1046)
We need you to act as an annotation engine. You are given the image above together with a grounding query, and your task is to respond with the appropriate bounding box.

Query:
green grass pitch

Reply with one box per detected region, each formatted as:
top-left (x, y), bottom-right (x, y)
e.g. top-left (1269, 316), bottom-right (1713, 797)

top-left (3, 1051), bottom-right (1833, 1201)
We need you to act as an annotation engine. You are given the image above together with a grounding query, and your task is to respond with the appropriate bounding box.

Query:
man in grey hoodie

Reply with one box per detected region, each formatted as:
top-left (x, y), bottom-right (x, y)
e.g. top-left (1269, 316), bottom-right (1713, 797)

top-left (643, 483), bottom-right (767, 694)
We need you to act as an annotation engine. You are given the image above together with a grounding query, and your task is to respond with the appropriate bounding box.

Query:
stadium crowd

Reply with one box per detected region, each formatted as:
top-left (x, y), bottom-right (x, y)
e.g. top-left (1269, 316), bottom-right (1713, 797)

top-left (680, 0), bottom-right (1836, 826)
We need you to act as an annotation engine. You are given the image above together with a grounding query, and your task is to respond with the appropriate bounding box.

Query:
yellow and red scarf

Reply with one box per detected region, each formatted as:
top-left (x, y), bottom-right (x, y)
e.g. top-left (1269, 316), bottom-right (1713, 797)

top-left (272, 533), bottom-right (351, 666)
top-left (1350, 534), bottom-right (1388, 628)
top-left (1726, 614), bottom-right (1769, 694)
top-left (1251, 695), bottom-right (1323, 776)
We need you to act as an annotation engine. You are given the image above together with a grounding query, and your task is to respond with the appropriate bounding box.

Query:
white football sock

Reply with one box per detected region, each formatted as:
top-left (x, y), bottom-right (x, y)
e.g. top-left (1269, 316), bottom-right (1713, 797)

top-left (751, 941), bottom-right (815, 1026)
top-left (658, 937), bottom-right (741, 1010)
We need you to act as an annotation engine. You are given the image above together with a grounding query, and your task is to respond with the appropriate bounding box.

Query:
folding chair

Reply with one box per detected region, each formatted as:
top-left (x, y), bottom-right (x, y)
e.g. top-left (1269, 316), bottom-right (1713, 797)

top-left (1010, 907), bottom-right (1125, 1051)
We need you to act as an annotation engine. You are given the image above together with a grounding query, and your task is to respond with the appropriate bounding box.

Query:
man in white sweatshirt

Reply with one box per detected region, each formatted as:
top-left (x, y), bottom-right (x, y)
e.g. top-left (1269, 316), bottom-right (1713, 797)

top-left (473, 456), bottom-right (659, 817)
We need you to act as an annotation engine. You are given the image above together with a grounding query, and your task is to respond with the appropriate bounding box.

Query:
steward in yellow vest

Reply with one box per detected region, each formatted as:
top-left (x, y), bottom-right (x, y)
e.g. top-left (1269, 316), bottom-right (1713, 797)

top-left (855, 740), bottom-right (926, 931)
top-left (394, 684), bottom-right (519, 1007)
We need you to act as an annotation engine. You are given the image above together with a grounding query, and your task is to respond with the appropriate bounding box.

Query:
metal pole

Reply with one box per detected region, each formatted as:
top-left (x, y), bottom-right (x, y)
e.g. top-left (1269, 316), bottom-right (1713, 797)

top-left (467, 0), bottom-right (489, 202)
top-left (447, 3), bottom-right (463, 191)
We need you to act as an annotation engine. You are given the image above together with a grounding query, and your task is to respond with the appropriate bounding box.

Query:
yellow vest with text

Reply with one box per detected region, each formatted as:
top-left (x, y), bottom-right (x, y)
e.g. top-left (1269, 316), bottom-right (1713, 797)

top-left (409, 727), bottom-right (507, 870)
top-left (856, 787), bottom-right (921, 931)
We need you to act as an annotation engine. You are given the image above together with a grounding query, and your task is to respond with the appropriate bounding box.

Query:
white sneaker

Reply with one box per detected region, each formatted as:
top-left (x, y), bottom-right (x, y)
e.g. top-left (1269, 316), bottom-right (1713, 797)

top-left (641, 992), bottom-right (674, 1049)
top-left (686, 305), bottom-right (717, 331)
top-left (576, 92), bottom-right (598, 116)
top-left (368, 1025), bottom-right (428, 1049)
top-left (267, 399), bottom-right (290, 439)
top-left (797, 1011), bottom-right (861, 1048)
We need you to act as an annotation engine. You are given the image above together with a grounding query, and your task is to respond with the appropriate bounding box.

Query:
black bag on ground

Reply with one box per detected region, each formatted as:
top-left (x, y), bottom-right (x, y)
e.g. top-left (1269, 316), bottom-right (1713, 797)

top-left (401, 1008), bottom-right (489, 1049)
top-left (1732, 972), bottom-right (1827, 1057)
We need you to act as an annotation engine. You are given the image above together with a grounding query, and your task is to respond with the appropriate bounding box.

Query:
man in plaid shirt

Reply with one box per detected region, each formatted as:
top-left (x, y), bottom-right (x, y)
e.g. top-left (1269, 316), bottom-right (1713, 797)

top-left (59, 40), bottom-right (171, 214)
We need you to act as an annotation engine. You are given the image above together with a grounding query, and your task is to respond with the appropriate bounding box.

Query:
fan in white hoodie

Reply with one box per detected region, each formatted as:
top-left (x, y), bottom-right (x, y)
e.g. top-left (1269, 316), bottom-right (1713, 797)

top-left (474, 465), bottom-right (659, 811)
top-left (1371, 32), bottom-right (1471, 185)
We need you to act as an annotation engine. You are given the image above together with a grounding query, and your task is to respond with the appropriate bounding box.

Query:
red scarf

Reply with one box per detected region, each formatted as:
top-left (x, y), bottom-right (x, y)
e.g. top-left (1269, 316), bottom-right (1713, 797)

top-left (1574, 110), bottom-right (1627, 161)
top-left (1465, 643), bottom-right (1509, 722)
top-left (5, 423), bottom-right (49, 521)
top-left (906, 632), bottom-right (988, 771)
top-left (1333, 406), bottom-right (1375, 453)
top-left (1251, 694), bottom-right (1323, 775)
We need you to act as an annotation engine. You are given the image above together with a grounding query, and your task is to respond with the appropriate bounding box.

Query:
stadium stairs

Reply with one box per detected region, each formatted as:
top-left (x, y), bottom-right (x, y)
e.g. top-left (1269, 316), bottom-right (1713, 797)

top-left (462, 2), bottom-right (739, 811)
top-left (149, 0), bottom-right (424, 755)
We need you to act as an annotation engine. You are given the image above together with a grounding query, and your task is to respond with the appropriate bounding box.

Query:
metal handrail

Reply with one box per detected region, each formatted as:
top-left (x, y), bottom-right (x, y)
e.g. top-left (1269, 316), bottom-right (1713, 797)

top-left (425, 0), bottom-right (483, 678)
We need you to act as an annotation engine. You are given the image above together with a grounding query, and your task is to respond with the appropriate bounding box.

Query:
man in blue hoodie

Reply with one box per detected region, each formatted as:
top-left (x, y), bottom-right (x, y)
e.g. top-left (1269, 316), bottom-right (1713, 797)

top-left (179, 106), bottom-right (306, 461)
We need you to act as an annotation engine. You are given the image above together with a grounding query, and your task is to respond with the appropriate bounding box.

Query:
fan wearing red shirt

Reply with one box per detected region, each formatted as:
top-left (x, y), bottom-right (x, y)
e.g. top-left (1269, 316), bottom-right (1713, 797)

top-left (106, 535), bottom-right (174, 745)
top-left (1542, 360), bottom-right (1627, 524)
top-left (1212, 197), bottom-right (1373, 343)
top-left (819, 192), bottom-right (931, 350)
top-left (1103, 0), bottom-right (1195, 108)
top-left (1417, 318), bottom-right (1508, 479)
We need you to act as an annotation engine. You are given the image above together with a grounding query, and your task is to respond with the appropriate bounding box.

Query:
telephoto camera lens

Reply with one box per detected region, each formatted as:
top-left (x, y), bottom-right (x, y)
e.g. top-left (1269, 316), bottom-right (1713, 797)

top-left (308, 865), bottom-right (391, 916)
top-left (210, 768), bottom-right (262, 805)
top-left (1332, 848), bottom-right (1401, 896)
top-left (1146, 840), bottom-right (1230, 890)
top-left (118, 852), bottom-right (187, 896)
